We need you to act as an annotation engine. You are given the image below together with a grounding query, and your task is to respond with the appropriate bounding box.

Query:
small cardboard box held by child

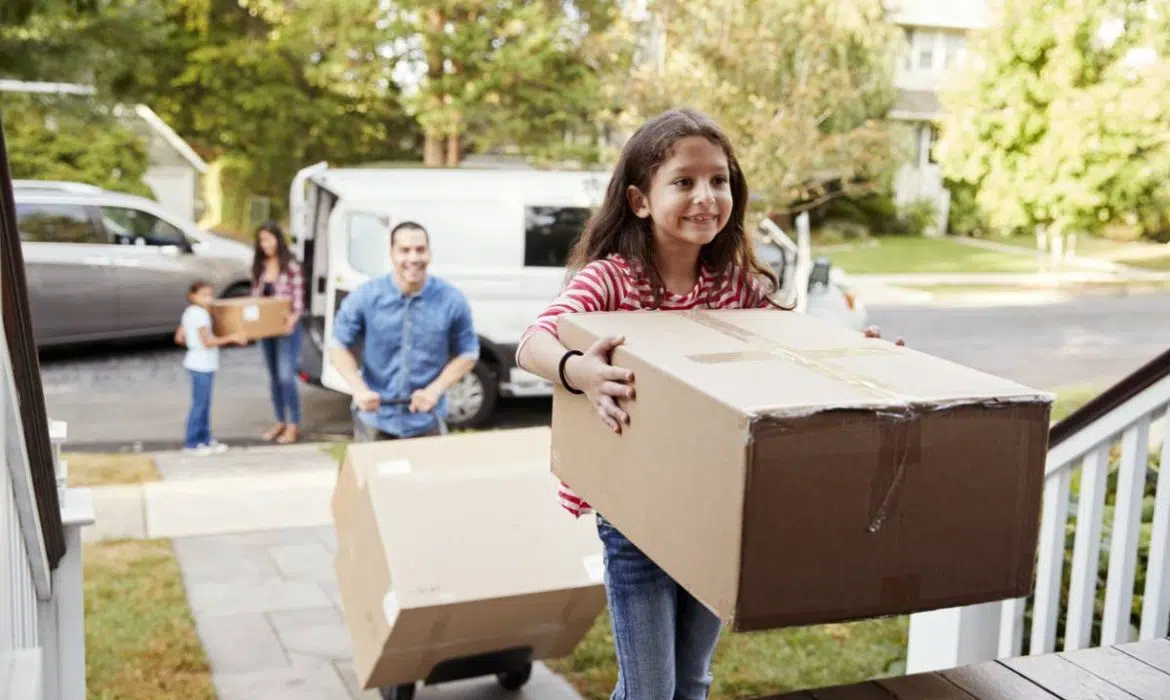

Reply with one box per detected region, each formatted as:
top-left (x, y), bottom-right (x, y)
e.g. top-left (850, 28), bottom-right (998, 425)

top-left (210, 297), bottom-right (289, 341)
top-left (331, 428), bottom-right (606, 692)
top-left (550, 309), bottom-right (1053, 633)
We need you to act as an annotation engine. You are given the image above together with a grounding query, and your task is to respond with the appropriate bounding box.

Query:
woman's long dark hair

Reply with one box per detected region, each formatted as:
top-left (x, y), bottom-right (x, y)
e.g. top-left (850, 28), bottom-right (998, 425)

top-left (567, 107), bottom-right (782, 308)
top-left (251, 220), bottom-right (294, 282)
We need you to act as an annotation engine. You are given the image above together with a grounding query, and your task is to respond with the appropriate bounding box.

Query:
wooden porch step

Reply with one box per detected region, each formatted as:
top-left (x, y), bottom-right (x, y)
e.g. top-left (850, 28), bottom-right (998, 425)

top-left (759, 637), bottom-right (1170, 699)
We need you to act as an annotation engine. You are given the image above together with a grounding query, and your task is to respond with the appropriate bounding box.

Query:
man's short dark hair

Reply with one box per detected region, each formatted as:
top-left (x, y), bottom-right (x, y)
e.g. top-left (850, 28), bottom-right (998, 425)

top-left (390, 221), bottom-right (429, 247)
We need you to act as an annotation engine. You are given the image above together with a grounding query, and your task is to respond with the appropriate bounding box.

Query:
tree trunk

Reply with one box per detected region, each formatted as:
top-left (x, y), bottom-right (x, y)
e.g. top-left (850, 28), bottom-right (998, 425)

top-left (423, 7), bottom-right (445, 167)
top-left (424, 130), bottom-right (445, 167)
top-left (445, 130), bottom-right (461, 166)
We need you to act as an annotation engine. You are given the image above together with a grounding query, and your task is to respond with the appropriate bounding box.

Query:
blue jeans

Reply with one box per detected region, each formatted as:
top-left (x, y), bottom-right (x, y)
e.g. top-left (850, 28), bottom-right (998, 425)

top-left (259, 322), bottom-right (302, 425)
top-left (596, 514), bottom-right (723, 700)
top-left (184, 370), bottom-right (215, 448)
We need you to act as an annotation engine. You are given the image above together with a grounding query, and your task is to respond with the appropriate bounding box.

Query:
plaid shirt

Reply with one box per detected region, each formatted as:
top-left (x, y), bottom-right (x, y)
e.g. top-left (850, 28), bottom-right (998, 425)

top-left (251, 260), bottom-right (305, 316)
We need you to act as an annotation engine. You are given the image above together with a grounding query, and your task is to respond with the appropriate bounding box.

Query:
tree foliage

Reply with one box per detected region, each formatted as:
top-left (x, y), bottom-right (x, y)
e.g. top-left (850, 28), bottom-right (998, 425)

top-left (2, 93), bottom-right (152, 197)
top-left (386, 0), bottom-right (627, 166)
top-left (936, 0), bottom-right (1170, 239)
top-left (92, 0), bottom-right (421, 199)
top-left (614, 0), bottom-right (903, 214)
top-left (3, 0), bottom-right (918, 210)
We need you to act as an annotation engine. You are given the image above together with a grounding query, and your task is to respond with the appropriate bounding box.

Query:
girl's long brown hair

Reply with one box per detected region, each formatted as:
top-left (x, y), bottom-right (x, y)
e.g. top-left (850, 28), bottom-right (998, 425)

top-left (567, 107), bottom-right (783, 308)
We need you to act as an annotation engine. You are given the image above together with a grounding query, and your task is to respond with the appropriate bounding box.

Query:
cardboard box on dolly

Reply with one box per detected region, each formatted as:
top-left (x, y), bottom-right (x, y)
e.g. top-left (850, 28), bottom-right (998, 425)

top-left (210, 297), bottom-right (290, 341)
top-left (550, 309), bottom-right (1052, 633)
top-left (331, 428), bottom-right (607, 696)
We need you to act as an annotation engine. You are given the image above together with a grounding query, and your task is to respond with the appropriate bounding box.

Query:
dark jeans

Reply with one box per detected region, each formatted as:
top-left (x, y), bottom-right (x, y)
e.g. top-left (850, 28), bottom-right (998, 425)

top-left (351, 407), bottom-right (446, 442)
top-left (259, 322), bottom-right (302, 425)
top-left (184, 370), bottom-right (215, 448)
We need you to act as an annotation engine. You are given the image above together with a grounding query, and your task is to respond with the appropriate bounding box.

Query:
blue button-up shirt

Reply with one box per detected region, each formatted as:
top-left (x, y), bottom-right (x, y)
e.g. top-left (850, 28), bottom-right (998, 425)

top-left (330, 275), bottom-right (479, 437)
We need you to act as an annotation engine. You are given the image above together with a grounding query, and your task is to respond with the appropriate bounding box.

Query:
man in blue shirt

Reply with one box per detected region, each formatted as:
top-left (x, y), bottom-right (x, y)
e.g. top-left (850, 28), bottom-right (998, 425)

top-left (328, 221), bottom-right (479, 439)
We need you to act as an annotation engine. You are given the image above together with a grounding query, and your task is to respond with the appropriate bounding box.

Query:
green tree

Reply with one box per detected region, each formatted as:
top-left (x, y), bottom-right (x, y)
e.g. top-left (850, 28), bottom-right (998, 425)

top-left (935, 0), bottom-right (1170, 240)
top-left (0, 0), bottom-right (98, 25)
top-left (3, 92), bottom-right (152, 196)
top-left (386, 0), bottom-right (626, 166)
top-left (94, 0), bottom-right (421, 200)
top-left (613, 0), bottom-right (904, 214)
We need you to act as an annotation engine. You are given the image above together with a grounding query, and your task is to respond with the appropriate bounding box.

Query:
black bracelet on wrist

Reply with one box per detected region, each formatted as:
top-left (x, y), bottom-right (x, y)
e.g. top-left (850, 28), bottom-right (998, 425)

top-left (558, 350), bottom-right (585, 395)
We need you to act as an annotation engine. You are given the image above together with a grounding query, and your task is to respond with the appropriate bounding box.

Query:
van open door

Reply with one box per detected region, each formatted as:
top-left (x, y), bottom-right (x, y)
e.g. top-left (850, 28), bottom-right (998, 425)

top-left (305, 195), bottom-right (392, 396)
top-left (758, 212), bottom-right (811, 313)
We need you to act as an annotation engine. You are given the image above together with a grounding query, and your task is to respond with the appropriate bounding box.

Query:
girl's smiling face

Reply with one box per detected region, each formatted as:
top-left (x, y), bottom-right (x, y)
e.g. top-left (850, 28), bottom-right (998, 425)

top-left (627, 135), bottom-right (733, 251)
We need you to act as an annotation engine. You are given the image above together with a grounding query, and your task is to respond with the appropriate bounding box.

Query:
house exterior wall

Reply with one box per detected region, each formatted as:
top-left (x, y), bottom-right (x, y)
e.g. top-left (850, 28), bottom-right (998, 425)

top-left (889, 1), bottom-right (989, 234)
top-left (142, 166), bottom-right (201, 222)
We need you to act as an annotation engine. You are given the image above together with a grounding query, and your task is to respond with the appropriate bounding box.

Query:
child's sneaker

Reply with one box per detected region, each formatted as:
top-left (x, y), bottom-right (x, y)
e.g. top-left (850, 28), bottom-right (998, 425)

top-left (207, 440), bottom-right (229, 454)
top-left (182, 444), bottom-right (213, 456)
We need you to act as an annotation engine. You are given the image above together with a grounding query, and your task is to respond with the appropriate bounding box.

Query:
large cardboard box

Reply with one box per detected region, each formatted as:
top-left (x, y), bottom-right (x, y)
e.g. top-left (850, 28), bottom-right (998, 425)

top-left (332, 428), bottom-right (607, 691)
top-left (551, 309), bottom-right (1052, 632)
top-left (210, 297), bottom-right (289, 340)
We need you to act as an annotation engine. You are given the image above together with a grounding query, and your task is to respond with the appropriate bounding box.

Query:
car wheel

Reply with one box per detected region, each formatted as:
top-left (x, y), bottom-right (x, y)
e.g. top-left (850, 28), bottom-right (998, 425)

top-left (496, 663), bottom-right (533, 691)
top-left (379, 683), bottom-right (415, 700)
top-left (445, 361), bottom-right (498, 430)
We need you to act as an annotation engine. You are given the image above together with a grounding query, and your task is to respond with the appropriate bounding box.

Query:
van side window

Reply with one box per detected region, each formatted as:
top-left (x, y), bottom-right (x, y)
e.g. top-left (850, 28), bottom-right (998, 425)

top-left (16, 203), bottom-right (102, 244)
top-left (347, 212), bottom-right (390, 277)
top-left (524, 206), bottom-right (590, 267)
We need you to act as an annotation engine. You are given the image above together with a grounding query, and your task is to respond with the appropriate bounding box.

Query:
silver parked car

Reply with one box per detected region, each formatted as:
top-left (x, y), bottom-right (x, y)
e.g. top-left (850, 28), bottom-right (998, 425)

top-left (13, 180), bottom-right (254, 347)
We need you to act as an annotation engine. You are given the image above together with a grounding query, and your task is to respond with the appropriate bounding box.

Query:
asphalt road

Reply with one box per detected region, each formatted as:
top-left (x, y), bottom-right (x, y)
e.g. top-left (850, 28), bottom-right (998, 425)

top-left (39, 293), bottom-right (1170, 451)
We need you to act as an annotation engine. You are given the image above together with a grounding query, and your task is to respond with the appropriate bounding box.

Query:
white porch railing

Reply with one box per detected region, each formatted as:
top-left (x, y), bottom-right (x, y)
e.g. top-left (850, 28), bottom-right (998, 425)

top-left (907, 370), bottom-right (1170, 671)
top-left (1, 318), bottom-right (94, 699)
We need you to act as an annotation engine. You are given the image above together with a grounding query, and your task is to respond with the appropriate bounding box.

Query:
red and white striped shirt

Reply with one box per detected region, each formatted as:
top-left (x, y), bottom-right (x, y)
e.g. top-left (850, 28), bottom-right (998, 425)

top-left (518, 254), bottom-right (777, 517)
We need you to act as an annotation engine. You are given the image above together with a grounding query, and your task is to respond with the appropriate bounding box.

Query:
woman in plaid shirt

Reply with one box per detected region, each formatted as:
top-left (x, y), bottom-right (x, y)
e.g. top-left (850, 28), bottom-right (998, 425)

top-left (251, 221), bottom-right (306, 444)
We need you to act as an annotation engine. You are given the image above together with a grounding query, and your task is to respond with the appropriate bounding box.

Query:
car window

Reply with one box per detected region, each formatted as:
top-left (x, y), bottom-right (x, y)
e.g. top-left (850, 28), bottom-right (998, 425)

top-left (100, 206), bottom-right (188, 247)
top-left (15, 202), bottom-right (103, 244)
top-left (347, 211), bottom-right (390, 277)
top-left (524, 206), bottom-right (590, 267)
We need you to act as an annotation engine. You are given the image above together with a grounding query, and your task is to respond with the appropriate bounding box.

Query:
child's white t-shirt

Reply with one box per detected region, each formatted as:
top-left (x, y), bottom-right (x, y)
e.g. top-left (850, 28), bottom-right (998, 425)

top-left (181, 305), bottom-right (219, 373)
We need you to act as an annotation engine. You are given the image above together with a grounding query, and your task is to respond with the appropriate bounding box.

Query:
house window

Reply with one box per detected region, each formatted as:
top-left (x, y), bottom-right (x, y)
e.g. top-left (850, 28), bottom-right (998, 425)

top-left (943, 32), bottom-right (966, 70)
top-left (524, 206), bottom-right (591, 267)
top-left (917, 36), bottom-right (935, 70)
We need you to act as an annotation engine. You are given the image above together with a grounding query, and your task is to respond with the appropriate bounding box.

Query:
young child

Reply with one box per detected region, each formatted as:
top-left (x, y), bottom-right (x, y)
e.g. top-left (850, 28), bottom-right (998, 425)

top-left (516, 107), bottom-right (902, 700)
top-left (179, 280), bottom-right (245, 455)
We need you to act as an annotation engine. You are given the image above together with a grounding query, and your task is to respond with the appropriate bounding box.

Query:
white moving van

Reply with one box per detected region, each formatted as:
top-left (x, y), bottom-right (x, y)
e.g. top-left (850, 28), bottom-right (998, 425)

top-left (288, 162), bottom-right (867, 431)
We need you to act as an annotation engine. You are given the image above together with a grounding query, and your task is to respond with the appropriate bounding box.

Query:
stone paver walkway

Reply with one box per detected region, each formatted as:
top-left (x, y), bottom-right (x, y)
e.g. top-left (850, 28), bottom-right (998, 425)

top-left (88, 445), bottom-right (587, 700)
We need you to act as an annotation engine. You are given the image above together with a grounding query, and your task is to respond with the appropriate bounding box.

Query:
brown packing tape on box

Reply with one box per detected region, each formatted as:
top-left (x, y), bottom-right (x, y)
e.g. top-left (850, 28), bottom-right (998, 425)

top-left (683, 309), bottom-right (921, 530)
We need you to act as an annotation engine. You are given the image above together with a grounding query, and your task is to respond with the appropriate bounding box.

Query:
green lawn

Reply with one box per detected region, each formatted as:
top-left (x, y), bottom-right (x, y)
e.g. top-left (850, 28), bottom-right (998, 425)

top-left (549, 611), bottom-right (907, 700)
top-left (818, 237), bottom-right (1046, 275)
top-left (997, 233), bottom-right (1170, 270)
top-left (1051, 384), bottom-right (1102, 422)
top-left (1126, 254), bottom-right (1170, 271)
top-left (85, 539), bottom-right (217, 700)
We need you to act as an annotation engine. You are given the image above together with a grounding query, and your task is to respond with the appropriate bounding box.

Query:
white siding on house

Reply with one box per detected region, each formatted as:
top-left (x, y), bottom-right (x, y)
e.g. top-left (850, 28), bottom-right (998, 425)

top-left (143, 166), bottom-right (200, 222)
top-left (887, 0), bottom-right (989, 234)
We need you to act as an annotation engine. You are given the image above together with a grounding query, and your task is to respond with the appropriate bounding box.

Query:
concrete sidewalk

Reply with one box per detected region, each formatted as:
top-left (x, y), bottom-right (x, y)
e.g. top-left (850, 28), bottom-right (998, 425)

top-left (87, 445), bottom-right (587, 700)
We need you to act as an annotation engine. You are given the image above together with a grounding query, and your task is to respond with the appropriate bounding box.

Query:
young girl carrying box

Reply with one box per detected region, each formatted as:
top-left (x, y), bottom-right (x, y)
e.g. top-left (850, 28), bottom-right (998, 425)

top-left (178, 280), bottom-right (246, 455)
top-left (516, 107), bottom-right (903, 700)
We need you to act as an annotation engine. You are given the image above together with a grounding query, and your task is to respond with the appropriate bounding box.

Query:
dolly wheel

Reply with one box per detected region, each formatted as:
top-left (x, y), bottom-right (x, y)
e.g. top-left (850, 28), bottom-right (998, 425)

top-left (497, 663), bottom-right (533, 691)
top-left (380, 683), bottom-right (416, 700)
